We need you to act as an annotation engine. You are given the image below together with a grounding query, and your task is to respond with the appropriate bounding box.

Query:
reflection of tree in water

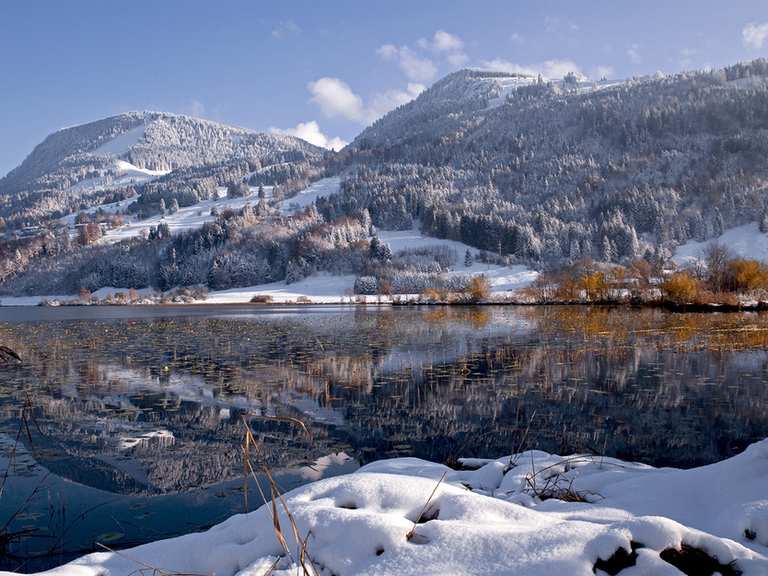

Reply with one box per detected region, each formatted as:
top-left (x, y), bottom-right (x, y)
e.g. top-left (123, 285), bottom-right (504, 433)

top-left (1, 307), bottom-right (768, 495)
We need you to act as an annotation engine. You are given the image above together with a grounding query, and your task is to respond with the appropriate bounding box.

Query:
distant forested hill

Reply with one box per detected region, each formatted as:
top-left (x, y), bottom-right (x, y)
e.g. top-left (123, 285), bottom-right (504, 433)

top-left (321, 60), bottom-right (768, 266)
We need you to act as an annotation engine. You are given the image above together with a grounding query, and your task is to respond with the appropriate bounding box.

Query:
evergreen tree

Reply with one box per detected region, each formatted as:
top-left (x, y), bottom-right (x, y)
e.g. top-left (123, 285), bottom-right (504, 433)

top-left (760, 209), bottom-right (768, 233)
top-left (464, 249), bottom-right (474, 267)
top-left (600, 236), bottom-right (614, 262)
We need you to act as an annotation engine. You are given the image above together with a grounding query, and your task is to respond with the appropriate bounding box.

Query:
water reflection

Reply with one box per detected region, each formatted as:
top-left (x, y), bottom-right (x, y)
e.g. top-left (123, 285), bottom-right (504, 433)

top-left (1, 305), bottom-right (768, 570)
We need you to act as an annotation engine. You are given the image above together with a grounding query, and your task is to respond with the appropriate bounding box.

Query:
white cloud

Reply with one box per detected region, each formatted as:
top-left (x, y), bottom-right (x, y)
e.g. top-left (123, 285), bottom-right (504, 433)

top-left (510, 32), bottom-right (524, 44)
top-left (270, 121), bottom-right (347, 151)
top-left (480, 58), bottom-right (585, 80)
top-left (307, 77), bottom-right (365, 122)
top-left (367, 83), bottom-right (425, 119)
top-left (432, 30), bottom-right (464, 52)
top-left (446, 51), bottom-right (469, 67)
top-left (307, 77), bottom-right (424, 125)
top-left (743, 22), bottom-right (768, 50)
top-left (272, 20), bottom-right (300, 39)
top-left (377, 44), bottom-right (398, 60)
top-left (377, 44), bottom-right (437, 82)
top-left (627, 44), bottom-right (641, 64)
top-left (415, 30), bottom-right (468, 69)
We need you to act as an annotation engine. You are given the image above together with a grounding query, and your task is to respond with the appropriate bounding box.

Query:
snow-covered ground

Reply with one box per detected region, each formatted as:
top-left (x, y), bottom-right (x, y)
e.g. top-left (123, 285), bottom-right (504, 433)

top-left (12, 439), bottom-right (767, 575)
top-left (278, 177), bottom-right (341, 214)
top-left (205, 229), bottom-right (538, 304)
top-left (0, 228), bottom-right (537, 306)
top-left (98, 187), bottom-right (271, 244)
top-left (378, 229), bottom-right (538, 292)
top-left (484, 75), bottom-right (626, 109)
top-left (59, 191), bottom-right (141, 227)
top-left (673, 222), bottom-right (768, 266)
top-left (0, 286), bottom-right (157, 307)
top-left (206, 274), bottom-right (359, 304)
top-left (61, 175), bottom-right (341, 244)
top-left (94, 125), bottom-right (147, 155)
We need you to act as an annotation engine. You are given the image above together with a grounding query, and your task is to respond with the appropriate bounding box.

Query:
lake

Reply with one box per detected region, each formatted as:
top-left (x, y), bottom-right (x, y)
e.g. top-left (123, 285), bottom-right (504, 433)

top-left (1, 304), bottom-right (768, 570)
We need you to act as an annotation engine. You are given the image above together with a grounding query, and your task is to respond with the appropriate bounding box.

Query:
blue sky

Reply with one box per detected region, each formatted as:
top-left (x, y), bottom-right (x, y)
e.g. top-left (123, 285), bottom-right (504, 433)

top-left (1, 0), bottom-right (767, 176)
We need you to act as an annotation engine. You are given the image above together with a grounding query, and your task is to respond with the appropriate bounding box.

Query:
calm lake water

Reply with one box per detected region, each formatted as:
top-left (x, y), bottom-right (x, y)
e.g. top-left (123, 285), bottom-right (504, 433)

top-left (1, 304), bottom-right (768, 570)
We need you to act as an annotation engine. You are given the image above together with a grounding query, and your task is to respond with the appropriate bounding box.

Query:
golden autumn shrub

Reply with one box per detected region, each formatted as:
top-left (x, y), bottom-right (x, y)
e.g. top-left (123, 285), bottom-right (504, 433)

top-left (661, 272), bottom-right (699, 304)
top-left (728, 259), bottom-right (768, 292)
top-left (466, 276), bottom-right (491, 302)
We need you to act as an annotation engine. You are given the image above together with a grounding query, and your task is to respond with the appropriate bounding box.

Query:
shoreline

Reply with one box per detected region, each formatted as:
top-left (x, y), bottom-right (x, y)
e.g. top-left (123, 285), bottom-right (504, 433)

top-left (3, 298), bottom-right (768, 313)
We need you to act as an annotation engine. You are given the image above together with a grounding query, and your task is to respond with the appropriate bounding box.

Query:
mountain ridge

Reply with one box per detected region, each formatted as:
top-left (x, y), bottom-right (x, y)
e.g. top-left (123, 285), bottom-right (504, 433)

top-left (0, 111), bottom-right (325, 227)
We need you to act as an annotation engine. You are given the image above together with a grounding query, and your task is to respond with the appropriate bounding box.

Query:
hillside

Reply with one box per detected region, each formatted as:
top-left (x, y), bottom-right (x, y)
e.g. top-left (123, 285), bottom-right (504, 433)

top-left (324, 60), bottom-right (768, 267)
top-left (0, 111), bottom-right (325, 227)
top-left (5, 60), bottom-right (768, 299)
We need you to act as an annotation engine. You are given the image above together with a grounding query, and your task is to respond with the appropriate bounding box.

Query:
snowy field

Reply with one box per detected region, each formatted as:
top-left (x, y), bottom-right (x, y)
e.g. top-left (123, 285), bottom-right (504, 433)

top-left (0, 228), bottom-right (537, 306)
top-left (66, 159), bottom-right (169, 195)
top-left (205, 228), bottom-right (538, 304)
top-left (98, 175), bottom-right (341, 243)
top-left (378, 229), bottom-right (538, 292)
top-left (278, 177), bottom-right (341, 214)
top-left (11, 439), bottom-right (767, 575)
top-left (60, 176), bottom-right (342, 245)
top-left (97, 187), bottom-right (272, 244)
top-left (94, 124), bottom-right (147, 155)
top-left (673, 222), bottom-right (768, 266)
top-left (0, 287), bottom-right (156, 307)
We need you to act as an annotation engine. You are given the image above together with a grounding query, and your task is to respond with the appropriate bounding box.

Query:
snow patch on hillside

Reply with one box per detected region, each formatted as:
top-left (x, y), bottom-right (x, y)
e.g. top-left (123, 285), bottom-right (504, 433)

top-left (94, 124), bottom-right (147, 155)
top-left (65, 177), bottom-right (335, 245)
top-left (13, 440), bottom-right (768, 575)
top-left (99, 187), bottom-right (270, 244)
top-left (205, 229), bottom-right (538, 304)
top-left (378, 228), bottom-right (538, 292)
top-left (279, 177), bottom-right (341, 214)
top-left (59, 194), bottom-right (140, 227)
top-left (484, 75), bottom-right (626, 109)
top-left (64, 158), bottom-right (170, 196)
top-left (113, 159), bottom-right (168, 177)
top-left (673, 222), bottom-right (768, 266)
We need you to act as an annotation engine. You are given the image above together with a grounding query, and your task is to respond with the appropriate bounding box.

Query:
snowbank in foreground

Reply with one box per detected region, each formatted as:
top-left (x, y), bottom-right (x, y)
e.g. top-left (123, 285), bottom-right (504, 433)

top-left (674, 222), bottom-right (768, 266)
top-left (11, 441), bottom-right (768, 576)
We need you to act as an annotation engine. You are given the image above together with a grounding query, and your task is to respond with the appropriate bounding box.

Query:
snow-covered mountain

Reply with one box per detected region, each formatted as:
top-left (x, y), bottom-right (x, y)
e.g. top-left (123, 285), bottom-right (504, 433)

top-left (5, 60), bottom-right (768, 298)
top-left (329, 59), bottom-right (768, 265)
top-left (0, 111), bottom-right (324, 226)
top-left (352, 69), bottom-right (617, 151)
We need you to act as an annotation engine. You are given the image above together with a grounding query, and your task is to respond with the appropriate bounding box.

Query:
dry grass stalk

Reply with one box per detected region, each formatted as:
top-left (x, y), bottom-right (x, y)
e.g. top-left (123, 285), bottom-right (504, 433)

top-left (240, 416), bottom-right (318, 576)
top-left (506, 409), bottom-right (537, 472)
top-left (406, 471), bottom-right (447, 541)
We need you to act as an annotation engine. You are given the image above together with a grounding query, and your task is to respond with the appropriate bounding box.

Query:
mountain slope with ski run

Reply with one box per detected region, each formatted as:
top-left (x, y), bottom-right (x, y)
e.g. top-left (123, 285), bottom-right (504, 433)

top-left (0, 111), bottom-right (324, 226)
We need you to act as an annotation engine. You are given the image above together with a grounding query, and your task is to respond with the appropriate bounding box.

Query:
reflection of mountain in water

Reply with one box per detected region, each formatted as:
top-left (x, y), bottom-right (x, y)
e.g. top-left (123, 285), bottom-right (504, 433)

top-left (1, 306), bottom-right (768, 499)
